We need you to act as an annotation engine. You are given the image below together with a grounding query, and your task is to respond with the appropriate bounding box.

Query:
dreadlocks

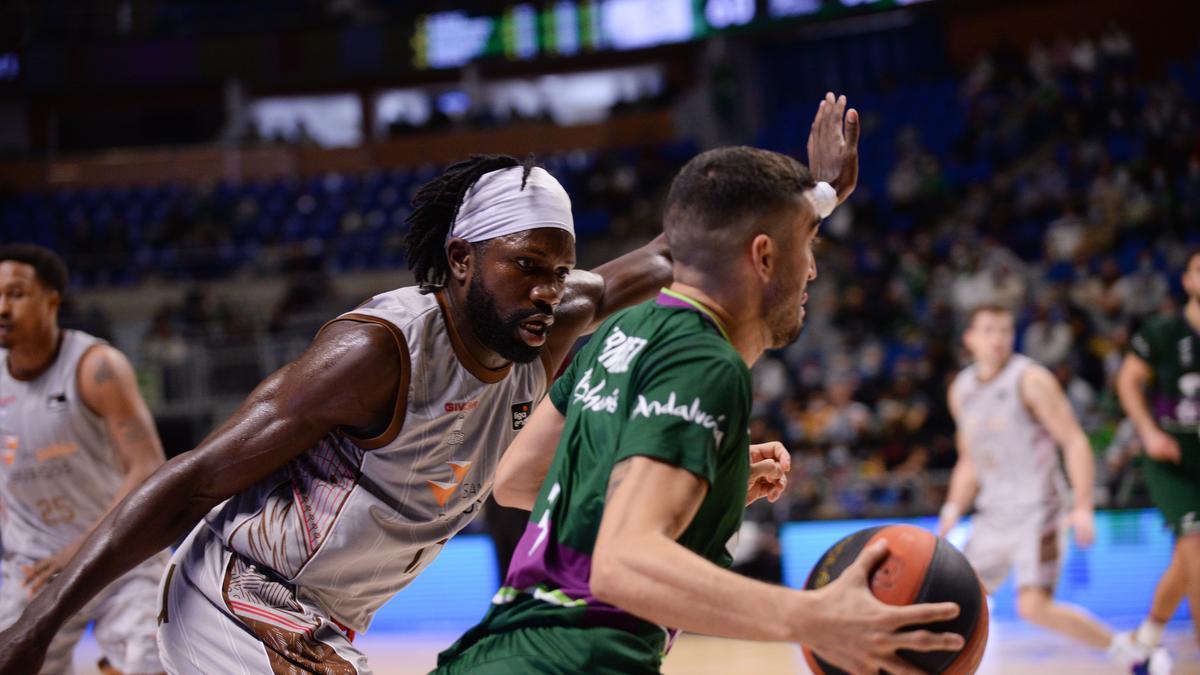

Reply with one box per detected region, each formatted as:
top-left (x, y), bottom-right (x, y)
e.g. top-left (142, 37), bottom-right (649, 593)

top-left (405, 154), bottom-right (536, 291)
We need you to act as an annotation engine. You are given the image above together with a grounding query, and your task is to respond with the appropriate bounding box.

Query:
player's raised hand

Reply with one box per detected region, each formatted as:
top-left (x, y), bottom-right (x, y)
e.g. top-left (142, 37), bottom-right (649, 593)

top-left (806, 91), bottom-right (860, 205)
top-left (799, 539), bottom-right (964, 675)
top-left (1069, 505), bottom-right (1096, 548)
top-left (1141, 427), bottom-right (1182, 464)
top-left (747, 441), bottom-right (791, 504)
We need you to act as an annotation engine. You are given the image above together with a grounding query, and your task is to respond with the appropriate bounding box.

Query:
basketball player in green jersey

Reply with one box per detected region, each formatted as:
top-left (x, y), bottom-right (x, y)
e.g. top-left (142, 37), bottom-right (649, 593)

top-left (436, 95), bottom-right (965, 675)
top-left (1116, 246), bottom-right (1200, 654)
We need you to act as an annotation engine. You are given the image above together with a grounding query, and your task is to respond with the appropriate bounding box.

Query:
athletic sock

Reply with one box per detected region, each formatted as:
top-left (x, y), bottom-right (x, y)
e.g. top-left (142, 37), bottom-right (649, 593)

top-left (1135, 620), bottom-right (1166, 647)
top-left (1108, 632), bottom-right (1149, 667)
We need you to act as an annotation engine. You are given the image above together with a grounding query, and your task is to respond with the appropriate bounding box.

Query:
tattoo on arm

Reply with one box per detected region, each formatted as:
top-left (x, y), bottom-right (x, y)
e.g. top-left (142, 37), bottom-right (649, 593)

top-left (605, 459), bottom-right (632, 502)
top-left (93, 357), bottom-right (116, 385)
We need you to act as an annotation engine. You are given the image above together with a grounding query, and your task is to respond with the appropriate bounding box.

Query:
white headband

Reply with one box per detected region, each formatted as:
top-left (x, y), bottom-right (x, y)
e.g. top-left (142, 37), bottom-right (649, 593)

top-left (806, 181), bottom-right (838, 220)
top-left (448, 166), bottom-right (575, 243)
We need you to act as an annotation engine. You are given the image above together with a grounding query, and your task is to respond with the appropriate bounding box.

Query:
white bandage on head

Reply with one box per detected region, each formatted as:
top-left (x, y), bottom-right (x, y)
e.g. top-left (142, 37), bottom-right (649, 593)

top-left (448, 166), bottom-right (575, 243)
top-left (805, 181), bottom-right (838, 220)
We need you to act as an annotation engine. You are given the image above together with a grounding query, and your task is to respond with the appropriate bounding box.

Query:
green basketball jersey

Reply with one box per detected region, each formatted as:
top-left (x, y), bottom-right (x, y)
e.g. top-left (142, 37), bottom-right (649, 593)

top-left (438, 289), bottom-right (752, 669)
top-left (1130, 312), bottom-right (1200, 537)
top-left (1131, 313), bottom-right (1200, 459)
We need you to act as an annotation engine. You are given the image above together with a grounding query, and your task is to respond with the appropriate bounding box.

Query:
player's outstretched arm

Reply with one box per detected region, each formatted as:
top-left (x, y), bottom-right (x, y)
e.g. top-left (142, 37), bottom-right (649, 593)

top-left (1021, 364), bottom-right (1096, 546)
top-left (0, 320), bottom-right (404, 674)
top-left (544, 235), bottom-right (672, 370)
top-left (806, 91), bottom-right (860, 205)
top-left (1116, 352), bottom-right (1182, 463)
top-left (590, 456), bottom-right (963, 675)
top-left (21, 345), bottom-right (169, 595)
top-left (494, 399), bottom-right (566, 510)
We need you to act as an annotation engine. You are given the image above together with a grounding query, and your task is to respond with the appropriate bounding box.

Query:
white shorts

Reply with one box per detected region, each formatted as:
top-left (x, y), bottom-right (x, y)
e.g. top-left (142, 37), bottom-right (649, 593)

top-left (158, 523), bottom-right (369, 675)
top-left (964, 506), bottom-right (1066, 595)
top-left (0, 551), bottom-right (167, 675)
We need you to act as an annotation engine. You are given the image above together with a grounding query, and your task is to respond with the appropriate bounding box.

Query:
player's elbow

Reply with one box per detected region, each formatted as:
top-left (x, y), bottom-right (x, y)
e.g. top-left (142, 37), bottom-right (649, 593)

top-left (492, 481), bottom-right (516, 508)
top-left (492, 463), bottom-right (534, 510)
top-left (1066, 433), bottom-right (1092, 459)
top-left (1114, 377), bottom-right (1140, 409)
top-left (590, 535), bottom-right (652, 608)
top-left (492, 481), bottom-right (532, 510)
top-left (589, 543), bottom-right (629, 606)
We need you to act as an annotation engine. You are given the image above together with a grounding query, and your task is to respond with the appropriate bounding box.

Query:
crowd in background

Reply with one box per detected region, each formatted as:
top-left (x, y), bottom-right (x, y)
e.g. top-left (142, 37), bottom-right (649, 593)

top-left (14, 28), bottom-right (1200, 536)
top-left (739, 28), bottom-right (1199, 540)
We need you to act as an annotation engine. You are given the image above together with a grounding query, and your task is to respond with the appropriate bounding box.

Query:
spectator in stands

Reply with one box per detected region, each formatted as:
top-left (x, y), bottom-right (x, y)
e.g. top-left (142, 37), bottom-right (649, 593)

top-left (810, 375), bottom-right (874, 449)
top-left (1046, 202), bottom-right (1087, 262)
top-left (1023, 300), bottom-right (1074, 366)
top-left (142, 306), bottom-right (191, 403)
top-left (1112, 251), bottom-right (1169, 320)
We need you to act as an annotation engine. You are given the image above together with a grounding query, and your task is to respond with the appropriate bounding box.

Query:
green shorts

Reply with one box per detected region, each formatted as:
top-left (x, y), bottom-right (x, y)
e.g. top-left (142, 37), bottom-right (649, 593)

top-left (1142, 451), bottom-right (1200, 538)
top-left (433, 625), bottom-right (662, 675)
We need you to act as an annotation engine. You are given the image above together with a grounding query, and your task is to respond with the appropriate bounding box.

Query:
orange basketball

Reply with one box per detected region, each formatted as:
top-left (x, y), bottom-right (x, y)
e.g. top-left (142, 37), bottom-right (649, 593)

top-left (802, 524), bottom-right (989, 674)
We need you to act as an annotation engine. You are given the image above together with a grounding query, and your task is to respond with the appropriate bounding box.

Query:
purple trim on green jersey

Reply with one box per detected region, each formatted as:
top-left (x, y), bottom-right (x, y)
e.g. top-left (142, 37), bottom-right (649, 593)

top-left (505, 520), bottom-right (675, 640)
top-left (505, 521), bottom-right (592, 601)
top-left (656, 288), bottom-right (731, 342)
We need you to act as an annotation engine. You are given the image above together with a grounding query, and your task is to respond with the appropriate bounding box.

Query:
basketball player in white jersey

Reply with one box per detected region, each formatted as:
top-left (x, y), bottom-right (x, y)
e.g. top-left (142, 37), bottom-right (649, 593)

top-left (0, 153), bottom-right (711, 673)
top-left (0, 244), bottom-right (168, 674)
top-left (938, 304), bottom-right (1156, 670)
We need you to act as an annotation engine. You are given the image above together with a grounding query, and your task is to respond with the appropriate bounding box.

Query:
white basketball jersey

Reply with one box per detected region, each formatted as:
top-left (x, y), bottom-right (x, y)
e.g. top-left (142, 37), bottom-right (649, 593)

top-left (950, 354), bottom-right (1068, 514)
top-left (202, 287), bottom-right (547, 633)
top-left (0, 330), bottom-right (122, 559)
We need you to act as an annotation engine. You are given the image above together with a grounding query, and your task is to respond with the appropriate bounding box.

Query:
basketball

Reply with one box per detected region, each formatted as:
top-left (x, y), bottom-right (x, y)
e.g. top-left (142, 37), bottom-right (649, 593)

top-left (803, 524), bottom-right (989, 674)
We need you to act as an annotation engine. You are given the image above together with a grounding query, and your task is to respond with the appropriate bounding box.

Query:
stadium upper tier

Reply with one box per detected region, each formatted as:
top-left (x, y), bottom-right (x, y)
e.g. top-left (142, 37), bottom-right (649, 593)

top-left (3, 36), bottom-right (1198, 291)
top-left (1, 142), bottom-right (695, 287)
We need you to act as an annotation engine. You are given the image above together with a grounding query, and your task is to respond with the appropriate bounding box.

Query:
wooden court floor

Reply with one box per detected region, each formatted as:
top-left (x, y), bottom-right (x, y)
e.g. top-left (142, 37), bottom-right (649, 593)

top-left (74, 620), bottom-right (1197, 674)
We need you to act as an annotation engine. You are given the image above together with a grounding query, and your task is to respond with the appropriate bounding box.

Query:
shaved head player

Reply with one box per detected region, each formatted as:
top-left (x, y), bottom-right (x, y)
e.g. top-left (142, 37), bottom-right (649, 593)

top-left (0, 155), bottom-right (673, 673)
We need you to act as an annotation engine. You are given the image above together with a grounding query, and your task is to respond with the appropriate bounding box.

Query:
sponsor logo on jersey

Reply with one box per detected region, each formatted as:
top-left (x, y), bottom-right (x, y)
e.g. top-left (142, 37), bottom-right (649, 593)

top-left (46, 392), bottom-right (67, 411)
top-left (426, 460), bottom-right (474, 508)
top-left (444, 400), bottom-right (479, 413)
top-left (441, 410), bottom-right (470, 446)
top-left (0, 395), bottom-right (15, 407)
top-left (597, 326), bottom-right (647, 374)
top-left (1177, 373), bottom-right (1200, 426)
top-left (631, 392), bottom-right (726, 445)
top-left (573, 368), bottom-right (620, 413)
top-left (511, 401), bottom-right (532, 430)
top-left (35, 441), bottom-right (79, 463)
top-left (8, 463), bottom-right (74, 482)
top-left (1131, 334), bottom-right (1150, 357)
top-left (1, 435), bottom-right (17, 465)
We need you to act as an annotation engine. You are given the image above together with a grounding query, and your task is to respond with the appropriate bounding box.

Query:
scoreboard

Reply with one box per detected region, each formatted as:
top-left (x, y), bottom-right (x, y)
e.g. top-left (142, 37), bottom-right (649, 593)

top-left (412, 0), bottom-right (932, 70)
